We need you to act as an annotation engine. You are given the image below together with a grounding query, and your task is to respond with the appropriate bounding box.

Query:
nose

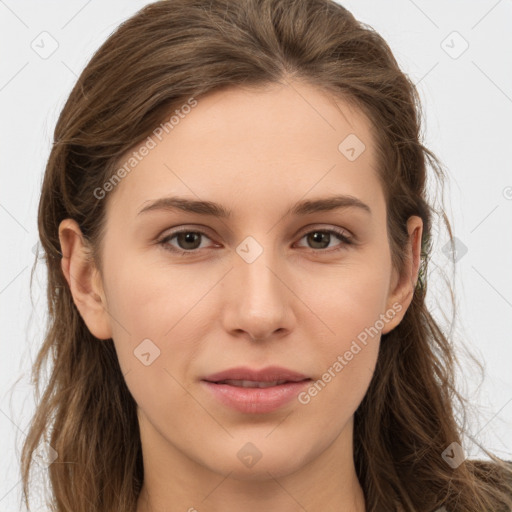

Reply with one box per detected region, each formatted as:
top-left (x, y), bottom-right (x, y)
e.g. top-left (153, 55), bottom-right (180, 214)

top-left (222, 246), bottom-right (294, 343)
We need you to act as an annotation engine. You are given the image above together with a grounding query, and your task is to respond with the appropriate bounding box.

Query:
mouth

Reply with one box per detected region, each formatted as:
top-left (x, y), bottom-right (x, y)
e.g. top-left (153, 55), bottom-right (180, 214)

top-left (204, 378), bottom-right (311, 388)
top-left (202, 365), bottom-right (311, 384)
top-left (201, 376), bottom-right (312, 414)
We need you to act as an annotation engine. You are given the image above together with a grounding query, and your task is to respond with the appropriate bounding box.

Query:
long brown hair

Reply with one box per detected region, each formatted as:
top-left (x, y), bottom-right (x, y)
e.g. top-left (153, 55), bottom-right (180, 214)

top-left (21, 0), bottom-right (512, 510)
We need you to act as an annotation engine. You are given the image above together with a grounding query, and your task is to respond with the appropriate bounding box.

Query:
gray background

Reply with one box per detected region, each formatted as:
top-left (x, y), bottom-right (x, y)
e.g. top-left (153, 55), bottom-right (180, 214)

top-left (1, 0), bottom-right (511, 509)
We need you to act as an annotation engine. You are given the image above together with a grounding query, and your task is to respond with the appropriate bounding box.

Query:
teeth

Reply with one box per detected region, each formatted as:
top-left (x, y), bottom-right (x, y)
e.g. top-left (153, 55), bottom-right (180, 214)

top-left (219, 379), bottom-right (288, 388)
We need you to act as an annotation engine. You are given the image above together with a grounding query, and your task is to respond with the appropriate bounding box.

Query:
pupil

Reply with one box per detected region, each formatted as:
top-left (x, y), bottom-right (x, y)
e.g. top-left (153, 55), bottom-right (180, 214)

top-left (178, 232), bottom-right (200, 249)
top-left (309, 231), bottom-right (329, 249)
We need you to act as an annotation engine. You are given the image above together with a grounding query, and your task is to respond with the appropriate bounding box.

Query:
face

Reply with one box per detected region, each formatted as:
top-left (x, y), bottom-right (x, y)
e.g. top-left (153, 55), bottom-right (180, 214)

top-left (60, 80), bottom-right (422, 483)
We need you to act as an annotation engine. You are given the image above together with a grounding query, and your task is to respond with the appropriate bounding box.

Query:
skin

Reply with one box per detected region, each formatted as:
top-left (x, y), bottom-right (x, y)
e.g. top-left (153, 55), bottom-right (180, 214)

top-left (59, 80), bottom-right (422, 512)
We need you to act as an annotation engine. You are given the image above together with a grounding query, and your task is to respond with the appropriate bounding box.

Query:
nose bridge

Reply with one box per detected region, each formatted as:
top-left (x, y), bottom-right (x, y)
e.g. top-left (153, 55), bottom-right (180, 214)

top-left (226, 234), bottom-right (291, 339)
top-left (235, 236), bottom-right (284, 309)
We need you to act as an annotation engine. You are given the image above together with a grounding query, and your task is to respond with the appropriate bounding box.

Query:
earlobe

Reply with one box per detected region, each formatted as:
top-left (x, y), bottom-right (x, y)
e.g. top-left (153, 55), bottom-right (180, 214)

top-left (58, 219), bottom-right (112, 340)
top-left (381, 216), bottom-right (423, 335)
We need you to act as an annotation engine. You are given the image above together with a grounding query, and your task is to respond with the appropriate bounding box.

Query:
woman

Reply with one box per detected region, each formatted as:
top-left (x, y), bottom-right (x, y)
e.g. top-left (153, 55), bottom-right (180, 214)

top-left (21, 0), bottom-right (512, 510)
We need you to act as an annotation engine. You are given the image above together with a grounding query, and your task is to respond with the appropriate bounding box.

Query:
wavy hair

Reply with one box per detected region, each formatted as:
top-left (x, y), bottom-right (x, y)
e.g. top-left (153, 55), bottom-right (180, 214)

top-left (21, 0), bottom-right (512, 510)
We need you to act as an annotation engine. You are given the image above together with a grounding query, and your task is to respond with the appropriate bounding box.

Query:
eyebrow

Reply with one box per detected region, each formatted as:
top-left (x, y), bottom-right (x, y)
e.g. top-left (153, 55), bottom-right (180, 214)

top-left (137, 194), bottom-right (372, 218)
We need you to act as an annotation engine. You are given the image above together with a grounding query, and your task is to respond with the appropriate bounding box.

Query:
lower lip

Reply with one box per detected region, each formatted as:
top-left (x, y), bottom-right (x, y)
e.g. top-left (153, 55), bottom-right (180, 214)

top-left (201, 380), bottom-right (311, 414)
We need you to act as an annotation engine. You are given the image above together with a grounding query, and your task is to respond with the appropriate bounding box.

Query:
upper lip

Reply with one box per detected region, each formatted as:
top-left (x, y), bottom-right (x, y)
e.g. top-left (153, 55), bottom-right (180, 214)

top-left (202, 366), bottom-right (311, 383)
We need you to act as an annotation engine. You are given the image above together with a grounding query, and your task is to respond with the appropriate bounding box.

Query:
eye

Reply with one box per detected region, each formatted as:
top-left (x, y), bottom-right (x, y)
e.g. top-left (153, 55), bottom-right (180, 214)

top-left (294, 227), bottom-right (353, 252)
top-left (157, 226), bottom-right (353, 256)
top-left (158, 229), bottom-right (216, 255)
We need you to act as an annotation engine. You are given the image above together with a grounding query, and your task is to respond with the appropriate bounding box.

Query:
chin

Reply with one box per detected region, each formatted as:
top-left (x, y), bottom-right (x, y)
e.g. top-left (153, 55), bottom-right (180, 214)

top-left (215, 459), bottom-right (304, 482)
top-left (198, 439), bottom-right (311, 481)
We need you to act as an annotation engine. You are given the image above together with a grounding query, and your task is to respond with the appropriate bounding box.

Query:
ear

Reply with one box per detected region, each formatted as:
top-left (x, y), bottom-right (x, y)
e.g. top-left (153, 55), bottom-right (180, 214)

top-left (58, 219), bottom-right (112, 340)
top-left (381, 215), bottom-right (423, 335)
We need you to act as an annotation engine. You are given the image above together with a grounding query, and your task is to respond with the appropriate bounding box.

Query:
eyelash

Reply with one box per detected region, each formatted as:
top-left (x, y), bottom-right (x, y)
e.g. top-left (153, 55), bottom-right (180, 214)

top-left (156, 227), bottom-right (354, 256)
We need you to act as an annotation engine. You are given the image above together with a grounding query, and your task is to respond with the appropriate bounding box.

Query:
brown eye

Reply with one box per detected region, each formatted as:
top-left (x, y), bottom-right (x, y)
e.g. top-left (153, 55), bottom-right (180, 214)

top-left (174, 232), bottom-right (203, 250)
top-left (157, 226), bottom-right (353, 257)
top-left (296, 228), bottom-right (353, 252)
top-left (306, 231), bottom-right (331, 249)
top-left (159, 230), bottom-right (213, 254)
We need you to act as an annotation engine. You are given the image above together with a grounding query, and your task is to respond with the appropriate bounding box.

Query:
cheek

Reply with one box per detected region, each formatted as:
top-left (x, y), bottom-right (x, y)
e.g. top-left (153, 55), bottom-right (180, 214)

top-left (103, 257), bottom-right (218, 399)
top-left (105, 252), bottom-right (212, 339)
top-left (301, 251), bottom-right (391, 343)
top-left (297, 295), bottom-right (383, 429)
top-left (295, 256), bottom-right (390, 411)
top-left (104, 266), bottom-right (204, 424)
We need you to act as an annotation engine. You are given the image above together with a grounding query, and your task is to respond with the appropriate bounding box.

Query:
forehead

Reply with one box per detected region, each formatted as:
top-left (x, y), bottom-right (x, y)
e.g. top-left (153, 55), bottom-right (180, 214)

top-left (105, 80), bottom-right (383, 222)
